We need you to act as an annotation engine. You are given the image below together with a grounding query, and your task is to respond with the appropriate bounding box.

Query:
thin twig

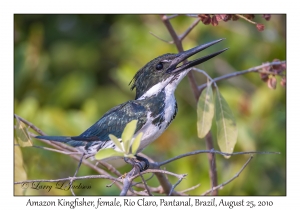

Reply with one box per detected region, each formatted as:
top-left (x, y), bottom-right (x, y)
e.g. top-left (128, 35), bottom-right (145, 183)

top-left (70, 153), bottom-right (84, 196)
top-left (131, 190), bottom-right (149, 196)
top-left (70, 184), bottom-right (76, 196)
top-left (168, 174), bottom-right (187, 195)
top-left (14, 114), bottom-right (46, 136)
top-left (185, 14), bottom-right (200, 18)
top-left (132, 169), bottom-right (186, 180)
top-left (161, 15), bottom-right (183, 51)
top-left (68, 154), bottom-right (93, 196)
top-left (73, 154), bottom-right (84, 177)
top-left (166, 14), bottom-right (179, 20)
top-left (236, 14), bottom-right (257, 25)
top-left (82, 159), bottom-right (123, 187)
top-left (38, 138), bottom-right (78, 152)
top-left (154, 170), bottom-right (180, 195)
top-left (149, 31), bottom-right (174, 44)
top-left (179, 183), bottom-right (201, 194)
top-left (159, 149), bottom-right (279, 167)
top-left (179, 18), bottom-right (201, 41)
top-left (97, 160), bottom-right (122, 177)
top-left (202, 155), bottom-right (254, 195)
top-left (138, 171), bottom-right (152, 196)
top-left (205, 132), bottom-right (218, 195)
top-left (15, 144), bottom-right (81, 155)
top-left (15, 114), bottom-right (78, 152)
top-left (132, 173), bottom-right (155, 186)
top-left (197, 61), bottom-right (286, 92)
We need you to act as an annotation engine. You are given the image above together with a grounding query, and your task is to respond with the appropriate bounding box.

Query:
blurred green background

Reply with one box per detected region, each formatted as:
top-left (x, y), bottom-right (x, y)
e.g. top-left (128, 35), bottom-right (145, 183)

top-left (14, 14), bottom-right (286, 195)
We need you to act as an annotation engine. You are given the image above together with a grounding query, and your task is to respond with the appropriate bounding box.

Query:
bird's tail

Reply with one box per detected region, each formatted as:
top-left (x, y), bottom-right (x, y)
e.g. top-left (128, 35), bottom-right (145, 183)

top-left (35, 135), bottom-right (71, 143)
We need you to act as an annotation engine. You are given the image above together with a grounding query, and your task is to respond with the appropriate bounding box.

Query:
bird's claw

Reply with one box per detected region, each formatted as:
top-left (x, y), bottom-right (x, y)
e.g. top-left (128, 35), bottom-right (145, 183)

top-left (124, 155), bottom-right (149, 172)
top-left (135, 155), bottom-right (149, 172)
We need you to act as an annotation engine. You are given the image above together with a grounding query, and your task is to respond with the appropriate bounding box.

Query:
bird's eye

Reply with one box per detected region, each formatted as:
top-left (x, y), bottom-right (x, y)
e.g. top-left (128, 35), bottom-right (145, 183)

top-left (156, 62), bottom-right (163, 70)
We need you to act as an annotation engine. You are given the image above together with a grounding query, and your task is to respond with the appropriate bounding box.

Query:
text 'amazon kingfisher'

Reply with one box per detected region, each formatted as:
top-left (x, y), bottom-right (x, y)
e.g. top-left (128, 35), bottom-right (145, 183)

top-left (35, 39), bottom-right (227, 168)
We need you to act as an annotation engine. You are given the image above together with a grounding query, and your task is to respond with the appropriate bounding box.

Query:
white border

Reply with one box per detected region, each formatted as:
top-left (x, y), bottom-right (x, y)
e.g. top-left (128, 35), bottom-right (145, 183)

top-left (2, 0), bottom-right (297, 209)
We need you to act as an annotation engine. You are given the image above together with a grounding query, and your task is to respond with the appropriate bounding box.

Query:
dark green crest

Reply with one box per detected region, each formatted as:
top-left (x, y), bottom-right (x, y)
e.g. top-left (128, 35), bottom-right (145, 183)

top-left (130, 53), bottom-right (178, 99)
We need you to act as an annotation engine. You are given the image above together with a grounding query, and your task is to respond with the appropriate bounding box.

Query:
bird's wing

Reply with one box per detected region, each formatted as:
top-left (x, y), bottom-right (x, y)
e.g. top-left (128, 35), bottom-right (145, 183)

top-left (71, 100), bottom-right (147, 141)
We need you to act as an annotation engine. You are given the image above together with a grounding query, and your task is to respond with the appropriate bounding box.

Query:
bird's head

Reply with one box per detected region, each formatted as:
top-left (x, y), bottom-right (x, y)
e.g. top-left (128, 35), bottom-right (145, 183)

top-left (130, 39), bottom-right (227, 99)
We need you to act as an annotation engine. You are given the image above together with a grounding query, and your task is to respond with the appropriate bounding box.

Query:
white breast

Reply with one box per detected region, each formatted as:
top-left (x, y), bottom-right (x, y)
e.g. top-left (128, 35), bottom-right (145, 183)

top-left (137, 90), bottom-right (177, 152)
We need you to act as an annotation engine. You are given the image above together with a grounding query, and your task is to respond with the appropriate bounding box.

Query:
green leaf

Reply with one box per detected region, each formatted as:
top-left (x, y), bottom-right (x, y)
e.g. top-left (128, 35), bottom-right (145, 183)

top-left (215, 90), bottom-right (238, 158)
top-left (122, 120), bottom-right (137, 153)
top-left (109, 134), bottom-right (124, 152)
top-left (95, 148), bottom-right (125, 160)
top-left (15, 118), bottom-right (33, 147)
top-left (131, 132), bottom-right (143, 155)
top-left (124, 154), bottom-right (136, 159)
top-left (197, 83), bottom-right (214, 138)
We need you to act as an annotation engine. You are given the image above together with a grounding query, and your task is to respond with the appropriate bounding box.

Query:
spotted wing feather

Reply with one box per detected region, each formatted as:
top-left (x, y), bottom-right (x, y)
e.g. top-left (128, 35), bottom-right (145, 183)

top-left (74, 100), bottom-right (147, 141)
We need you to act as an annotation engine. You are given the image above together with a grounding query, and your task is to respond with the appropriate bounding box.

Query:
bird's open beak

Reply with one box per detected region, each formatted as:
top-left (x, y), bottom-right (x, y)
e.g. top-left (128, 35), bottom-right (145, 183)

top-left (167, 38), bottom-right (228, 74)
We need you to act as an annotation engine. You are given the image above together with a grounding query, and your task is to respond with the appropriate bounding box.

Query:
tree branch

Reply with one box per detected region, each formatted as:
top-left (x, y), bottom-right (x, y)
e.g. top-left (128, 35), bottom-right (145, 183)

top-left (196, 61), bottom-right (286, 92)
top-left (179, 18), bottom-right (201, 41)
top-left (15, 143), bottom-right (81, 156)
top-left (236, 14), bottom-right (257, 25)
top-left (201, 155), bottom-right (254, 195)
top-left (120, 158), bottom-right (141, 195)
top-left (166, 14), bottom-right (179, 20)
top-left (160, 15), bottom-right (183, 51)
top-left (138, 171), bottom-right (153, 196)
top-left (158, 149), bottom-right (279, 167)
top-left (168, 174), bottom-right (187, 195)
top-left (14, 114), bottom-right (78, 152)
top-left (14, 114), bottom-right (47, 136)
top-left (97, 160), bottom-right (122, 177)
top-left (205, 132), bottom-right (218, 195)
top-left (179, 183), bottom-right (201, 194)
top-left (149, 31), bottom-right (174, 44)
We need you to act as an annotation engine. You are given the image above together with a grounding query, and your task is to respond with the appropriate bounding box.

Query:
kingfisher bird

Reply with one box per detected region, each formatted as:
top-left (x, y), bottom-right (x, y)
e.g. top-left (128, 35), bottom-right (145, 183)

top-left (35, 39), bottom-right (227, 169)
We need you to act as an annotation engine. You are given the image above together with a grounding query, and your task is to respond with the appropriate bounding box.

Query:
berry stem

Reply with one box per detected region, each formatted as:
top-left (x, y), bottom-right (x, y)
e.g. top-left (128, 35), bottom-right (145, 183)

top-left (236, 14), bottom-right (257, 25)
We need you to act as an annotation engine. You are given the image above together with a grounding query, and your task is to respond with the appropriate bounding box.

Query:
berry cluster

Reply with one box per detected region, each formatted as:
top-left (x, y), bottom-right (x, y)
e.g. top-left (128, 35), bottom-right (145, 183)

top-left (260, 59), bottom-right (286, 89)
top-left (197, 14), bottom-right (271, 31)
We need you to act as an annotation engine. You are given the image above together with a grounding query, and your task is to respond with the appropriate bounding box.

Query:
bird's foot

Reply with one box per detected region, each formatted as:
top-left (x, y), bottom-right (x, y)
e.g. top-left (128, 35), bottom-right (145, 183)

top-left (135, 155), bottom-right (149, 172)
top-left (124, 155), bottom-right (149, 172)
